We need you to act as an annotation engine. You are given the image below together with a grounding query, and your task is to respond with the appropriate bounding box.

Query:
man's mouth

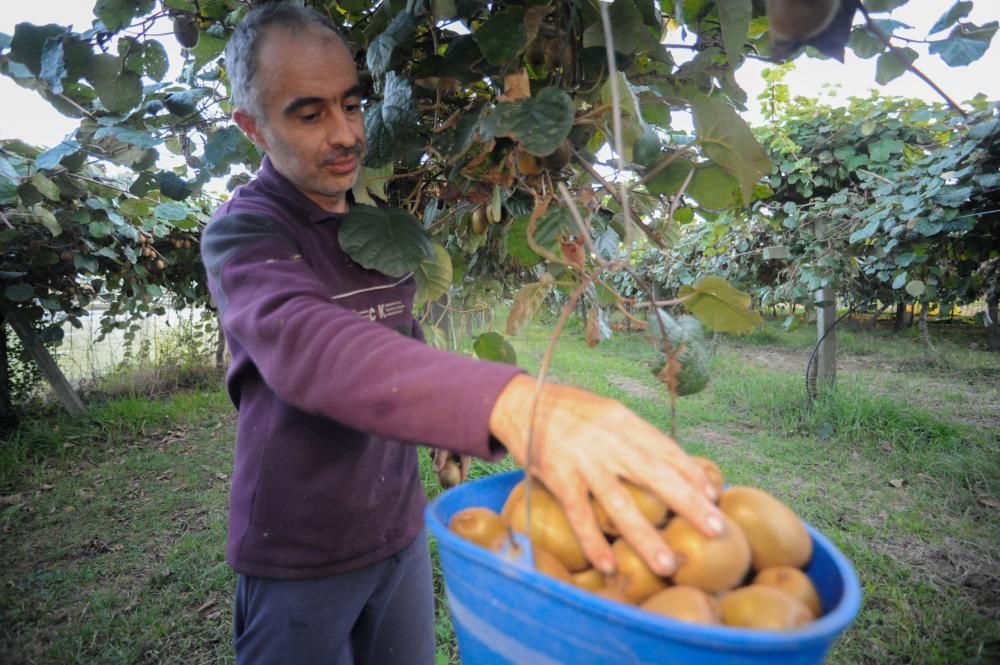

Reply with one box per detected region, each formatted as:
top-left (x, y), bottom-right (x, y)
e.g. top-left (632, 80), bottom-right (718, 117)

top-left (323, 155), bottom-right (358, 175)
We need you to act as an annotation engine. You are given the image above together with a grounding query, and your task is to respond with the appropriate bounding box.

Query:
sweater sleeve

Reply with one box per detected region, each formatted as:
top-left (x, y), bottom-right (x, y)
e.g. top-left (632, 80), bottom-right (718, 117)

top-left (201, 212), bottom-right (521, 459)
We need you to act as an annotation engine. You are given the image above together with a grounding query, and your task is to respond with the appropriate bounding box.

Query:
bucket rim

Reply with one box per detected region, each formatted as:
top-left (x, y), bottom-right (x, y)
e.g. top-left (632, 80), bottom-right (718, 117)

top-left (427, 469), bottom-right (863, 653)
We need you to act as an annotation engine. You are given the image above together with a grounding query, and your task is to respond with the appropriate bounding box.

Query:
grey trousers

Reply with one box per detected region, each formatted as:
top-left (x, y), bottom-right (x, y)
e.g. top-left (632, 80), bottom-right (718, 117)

top-left (233, 528), bottom-right (436, 665)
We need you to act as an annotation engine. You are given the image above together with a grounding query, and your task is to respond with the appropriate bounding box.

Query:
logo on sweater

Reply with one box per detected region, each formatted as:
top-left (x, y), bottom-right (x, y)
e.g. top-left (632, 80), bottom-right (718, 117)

top-left (356, 300), bottom-right (405, 321)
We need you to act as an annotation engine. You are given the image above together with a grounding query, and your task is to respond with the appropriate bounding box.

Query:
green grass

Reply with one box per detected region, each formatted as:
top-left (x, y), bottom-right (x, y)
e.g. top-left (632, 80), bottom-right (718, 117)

top-left (2, 314), bottom-right (998, 664)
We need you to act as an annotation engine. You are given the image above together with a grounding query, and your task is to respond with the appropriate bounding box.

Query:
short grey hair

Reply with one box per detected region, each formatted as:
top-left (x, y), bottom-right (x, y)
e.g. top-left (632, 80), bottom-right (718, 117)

top-left (225, 3), bottom-right (345, 121)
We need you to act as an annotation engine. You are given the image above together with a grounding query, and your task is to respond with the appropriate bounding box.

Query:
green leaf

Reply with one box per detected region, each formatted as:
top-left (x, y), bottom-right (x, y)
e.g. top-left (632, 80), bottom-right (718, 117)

top-left (9, 23), bottom-right (64, 75)
top-left (929, 22), bottom-right (997, 67)
top-left (582, 0), bottom-right (661, 54)
top-left (84, 53), bottom-right (142, 113)
top-left (473, 7), bottom-right (525, 65)
top-left (4, 283), bottom-right (34, 303)
top-left (716, 0), bottom-right (750, 69)
top-left (142, 39), bottom-right (169, 81)
top-left (848, 27), bottom-right (885, 59)
top-left (868, 138), bottom-right (903, 162)
top-left (687, 165), bottom-right (741, 210)
top-left (934, 186), bottom-right (973, 207)
top-left (929, 1), bottom-right (973, 36)
top-left (153, 202), bottom-right (189, 221)
top-left (203, 125), bottom-right (248, 174)
top-left (481, 87), bottom-right (575, 157)
top-left (366, 11), bottom-right (416, 81)
top-left (36, 140), bottom-right (81, 170)
top-left (93, 125), bottom-right (162, 149)
top-left (364, 72), bottom-right (420, 168)
top-left (691, 95), bottom-right (770, 205)
top-left (39, 36), bottom-right (67, 94)
top-left (95, 0), bottom-right (154, 31)
top-left (473, 331), bottom-right (518, 365)
top-left (31, 204), bottom-right (62, 236)
top-left (507, 278), bottom-right (553, 336)
top-left (164, 90), bottom-right (202, 117)
top-left (504, 208), bottom-right (571, 266)
top-left (905, 279), bottom-right (926, 297)
top-left (892, 272), bottom-right (908, 289)
top-left (849, 217), bottom-right (880, 243)
top-left (118, 198), bottom-right (150, 217)
top-left (31, 172), bottom-right (60, 201)
top-left (875, 47), bottom-right (917, 85)
top-left (414, 243), bottom-right (453, 306)
top-left (866, 0), bottom-right (907, 12)
top-left (339, 204), bottom-right (434, 278)
top-left (677, 275), bottom-right (763, 333)
top-left (189, 32), bottom-right (226, 74)
top-left (645, 155), bottom-right (696, 197)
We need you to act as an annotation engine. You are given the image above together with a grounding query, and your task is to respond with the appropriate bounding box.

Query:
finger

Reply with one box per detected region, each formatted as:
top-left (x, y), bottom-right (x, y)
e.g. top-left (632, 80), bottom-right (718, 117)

top-left (586, 471), bottom-right (677, 576)
top-left (625, 460), bottom-right (725, 541)
top-left (432, 448), bottom-right (447, 473)
top-left (545, 474), bottom-right (615, 575)
top-left (628, 417), bottom-right (717, 502)
top-left (459, 455), bottom-right (471, 483)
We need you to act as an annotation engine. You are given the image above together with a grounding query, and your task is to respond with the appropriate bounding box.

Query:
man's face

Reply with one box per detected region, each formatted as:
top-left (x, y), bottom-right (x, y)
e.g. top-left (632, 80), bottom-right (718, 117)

top-left (236, 25), bottom-right (366, 214)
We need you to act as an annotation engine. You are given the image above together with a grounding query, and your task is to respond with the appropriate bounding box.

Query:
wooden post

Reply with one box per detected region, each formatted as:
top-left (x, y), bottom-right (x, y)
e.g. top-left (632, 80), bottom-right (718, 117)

top-left (0, 323), bottom-right (12, 419)
top-left (814, 219), bottom-right (836, 387)
top-left (3, 309), bottom-right (85, 418)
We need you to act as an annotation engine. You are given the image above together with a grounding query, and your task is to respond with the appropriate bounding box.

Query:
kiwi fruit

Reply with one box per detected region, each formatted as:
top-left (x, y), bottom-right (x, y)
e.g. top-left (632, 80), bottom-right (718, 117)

top-left (593, 583), bottom-right (632, 605)
top-left (438, 459), bottom-right (461, 488)
top-left (470, 206), bottom-right (488, 235)
top-left (640, 586), bottom-right (721, 625)
top-left (766, 0), bottom-right (840, 41)
top-left (753, 566), bottom-right (822, 618)
top-left (662, 514), bottom-right (751, 593)
top-left (591, 481), bottom-right (668, 537)
top-left (719, 585), bottom-right (813, 630)
top-left (719, 486), bottom-right (813, 570)
top-left (607, 538), bottom-right (668, 604)
top-left (500, 480), bottom-right (525, 524)
top-left (570, 568), bottom-right (606, 592)
top-left (691, 456), bottom-right (724, 500)
top-left (540, 139), bottom-right (572, 171)
top-left (533, 546), bottom-right (573, 584)
top-left (508, 482), bottom-right (589, 572)
top-left (172, 15), bottom-right (200, 49)
top-left (448, 507), bottom-right (508, 552)
top-left (524, 37), bottom-right (546, 68)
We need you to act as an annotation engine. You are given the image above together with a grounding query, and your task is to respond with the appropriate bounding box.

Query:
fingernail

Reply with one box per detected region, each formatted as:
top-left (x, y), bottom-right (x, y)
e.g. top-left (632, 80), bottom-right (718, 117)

top-left (598, 557), bottom-right (616, 575)
top-left (707, 513), bottom-right (725, 536)
top-left (656, 551), bottom-right (675, 575)
top-left (705, 483), bottom-right (719, 501)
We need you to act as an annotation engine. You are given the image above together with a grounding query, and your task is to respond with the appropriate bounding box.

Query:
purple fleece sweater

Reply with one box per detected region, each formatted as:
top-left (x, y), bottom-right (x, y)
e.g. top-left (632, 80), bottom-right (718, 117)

top-left (200, 157), bottom-right (522, 579)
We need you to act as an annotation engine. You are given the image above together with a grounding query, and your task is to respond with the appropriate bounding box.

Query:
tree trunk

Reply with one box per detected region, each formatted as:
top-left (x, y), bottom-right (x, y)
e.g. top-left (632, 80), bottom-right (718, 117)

top-left (867, 302), bottom-right (889, 329)
top-left (893, 301), bottom-right (907, 332)
top-left (919, 303), bottom-right (932, 348)
top-left (0, 323), bottom-right (12, 420)
top-left (987, 294), bottom-right (999, 352)
top-left (4, 309), bottom-right (85, 417)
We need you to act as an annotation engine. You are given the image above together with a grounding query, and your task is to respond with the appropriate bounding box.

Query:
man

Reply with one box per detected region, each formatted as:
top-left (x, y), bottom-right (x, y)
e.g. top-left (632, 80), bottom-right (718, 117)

top-left (201, 4), bottom-right (725, 664)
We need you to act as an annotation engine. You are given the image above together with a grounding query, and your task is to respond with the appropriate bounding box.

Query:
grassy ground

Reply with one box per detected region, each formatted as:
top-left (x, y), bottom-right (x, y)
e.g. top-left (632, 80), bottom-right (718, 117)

top-left (1, 313), bottom-right (997, 664)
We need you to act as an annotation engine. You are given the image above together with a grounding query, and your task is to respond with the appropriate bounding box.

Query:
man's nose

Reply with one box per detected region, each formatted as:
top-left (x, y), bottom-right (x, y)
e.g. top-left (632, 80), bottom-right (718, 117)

top-left (325, 110), bottom-right (360, 148)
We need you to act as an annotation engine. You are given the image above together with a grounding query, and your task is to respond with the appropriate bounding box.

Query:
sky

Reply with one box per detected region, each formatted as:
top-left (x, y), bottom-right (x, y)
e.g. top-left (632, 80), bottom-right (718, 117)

top-left (0, 1), bottom-right (998, 150)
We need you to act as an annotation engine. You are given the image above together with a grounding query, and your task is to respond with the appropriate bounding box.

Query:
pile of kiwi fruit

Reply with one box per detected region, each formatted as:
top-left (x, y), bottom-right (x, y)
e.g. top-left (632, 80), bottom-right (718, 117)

top-left (448, 456), bottom-right (820, 631)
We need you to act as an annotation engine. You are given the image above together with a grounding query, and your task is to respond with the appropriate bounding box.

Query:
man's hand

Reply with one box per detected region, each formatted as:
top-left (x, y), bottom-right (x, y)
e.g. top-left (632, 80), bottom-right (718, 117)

top-left (489, 374), bottom-right (725, 578)
top-left (430, 448), bottom-right (471, 487)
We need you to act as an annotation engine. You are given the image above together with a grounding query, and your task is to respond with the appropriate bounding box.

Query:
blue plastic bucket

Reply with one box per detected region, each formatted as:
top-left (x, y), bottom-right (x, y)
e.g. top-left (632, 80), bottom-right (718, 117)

top-left (426, 470), bottom-right (862, 665)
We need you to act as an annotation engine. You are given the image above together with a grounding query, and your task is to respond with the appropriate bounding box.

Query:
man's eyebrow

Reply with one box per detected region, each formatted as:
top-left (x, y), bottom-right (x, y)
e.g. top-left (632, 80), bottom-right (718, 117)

top-left (281, 85), bottom-right (365, 117)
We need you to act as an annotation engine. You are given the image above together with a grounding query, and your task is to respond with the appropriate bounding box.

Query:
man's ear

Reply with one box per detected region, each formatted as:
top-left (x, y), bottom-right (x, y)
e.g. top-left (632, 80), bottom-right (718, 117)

top-left (233, 109), bottom-right (267, 151)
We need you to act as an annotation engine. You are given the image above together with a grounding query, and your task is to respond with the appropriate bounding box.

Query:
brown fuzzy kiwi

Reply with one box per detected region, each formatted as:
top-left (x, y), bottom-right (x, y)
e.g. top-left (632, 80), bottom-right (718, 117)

top-left (500, 481), bottom-right (525, 524)
top-left (752, 566), bottom-right (822, 618)
top-left (766, 0), bottom-right (840, 41)
top-left (539, 139), bottom-right (572, 171)
top-left (719, 486), bottom-right (813, 570)
top-left (593, 583), bottom-right (632, 605)
top-left (448, 507), bottom-right (508, 552)
top-left (608, 538), bottom-right (668, 604)
top-left (662, 514), bottom-right (751, 593)
top-left (517, 150), bottom-right (544, 176)
top-left (508, 483), bottom-right (589, 572)
top-left (591, 481), bottom-right (668, 537)
top-left (719, 585), bottom-right (814, 630)
top-left (172, 15), bottom-right (200, 49)
top-left (533, 547), bottom-right (573, 584)
top-left (438, 459), bottom-right (461, 488)
top-left (470, 206), bottom-right (489, 235)
top-left (570, 568), bottom-right (606, 592)
top-left (640, 586), bottom-right (721, 625)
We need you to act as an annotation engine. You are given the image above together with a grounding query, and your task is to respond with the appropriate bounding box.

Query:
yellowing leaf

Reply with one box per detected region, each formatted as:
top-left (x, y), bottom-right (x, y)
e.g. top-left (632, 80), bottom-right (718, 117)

top-left (414, 243), bottom-right (453, 306)
top-left (507, 276), bottom-right (554, 336)
top-left (678, 275), bottom-right (763, 333)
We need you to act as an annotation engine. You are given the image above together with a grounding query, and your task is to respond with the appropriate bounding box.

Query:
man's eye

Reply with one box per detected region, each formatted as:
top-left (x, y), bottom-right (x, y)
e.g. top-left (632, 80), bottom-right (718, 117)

top-left (300, 112), bottom-right (320, 122)
top-left (345, 103), bottom-right (362, 114)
